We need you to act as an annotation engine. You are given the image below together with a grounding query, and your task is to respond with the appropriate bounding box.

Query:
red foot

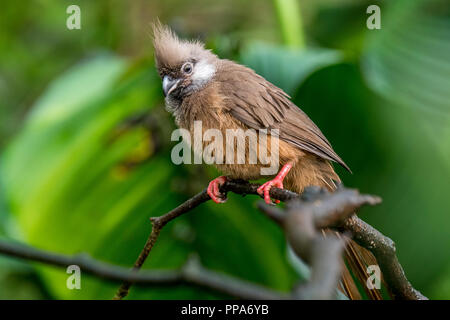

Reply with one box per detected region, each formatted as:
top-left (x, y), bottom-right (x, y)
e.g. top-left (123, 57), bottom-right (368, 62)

top-left (257, 163), bottom-right (293, 204)
top-left (207, 176), bottom-right (227, 204)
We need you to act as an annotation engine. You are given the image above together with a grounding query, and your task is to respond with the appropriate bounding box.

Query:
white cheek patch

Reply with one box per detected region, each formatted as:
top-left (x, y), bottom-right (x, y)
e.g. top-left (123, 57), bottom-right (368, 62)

top-left (192, 60), bottom-right (215, 83)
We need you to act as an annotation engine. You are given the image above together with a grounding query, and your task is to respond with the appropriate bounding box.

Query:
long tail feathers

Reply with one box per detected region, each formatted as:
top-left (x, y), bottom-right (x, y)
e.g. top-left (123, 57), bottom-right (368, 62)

top-left (320, 215), bottom-right (383, 300)
top-left (332, 231), bottom-right (384, 300)
top-left (291, 161), bottom-right (384, 299)
top-left (322, 229), bottom-right (362, 299)
top-left (339, 257), bottom-right (362, 300)
top-left (343, 237), bottom-right (384, 300)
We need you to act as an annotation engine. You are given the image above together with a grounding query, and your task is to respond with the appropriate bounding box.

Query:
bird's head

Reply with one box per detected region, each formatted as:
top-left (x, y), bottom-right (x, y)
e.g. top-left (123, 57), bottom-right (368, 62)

top-left (152, 22), bottom-right (217, 101)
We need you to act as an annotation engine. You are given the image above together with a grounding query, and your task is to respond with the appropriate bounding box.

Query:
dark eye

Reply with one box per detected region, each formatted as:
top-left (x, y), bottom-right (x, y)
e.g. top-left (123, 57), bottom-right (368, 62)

top-left (182, 62), bottom-right (193, 74)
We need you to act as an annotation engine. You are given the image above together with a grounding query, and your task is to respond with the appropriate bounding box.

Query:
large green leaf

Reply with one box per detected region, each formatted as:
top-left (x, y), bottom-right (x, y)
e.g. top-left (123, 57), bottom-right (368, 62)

top-left (362, 0), bottom-right (450, 116)
top-left (241, 42), bottom-right (342, 95)
top-left (361, 0), bottom-right (450, 292)
top-left (362, 0), bottom-right (450, 171)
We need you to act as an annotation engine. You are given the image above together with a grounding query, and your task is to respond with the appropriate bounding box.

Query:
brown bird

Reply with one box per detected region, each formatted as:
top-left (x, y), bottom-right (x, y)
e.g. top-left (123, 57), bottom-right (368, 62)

top-left (152, 22), bottom-right (382, 300)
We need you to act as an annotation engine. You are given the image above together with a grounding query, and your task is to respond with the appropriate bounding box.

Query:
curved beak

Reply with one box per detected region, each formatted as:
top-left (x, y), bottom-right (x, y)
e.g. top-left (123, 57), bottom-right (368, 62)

top-left (162, 75), bottom-right (180, 97)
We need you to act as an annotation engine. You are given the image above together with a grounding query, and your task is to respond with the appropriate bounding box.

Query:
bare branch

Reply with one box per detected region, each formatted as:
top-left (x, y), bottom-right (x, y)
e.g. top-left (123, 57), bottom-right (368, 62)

top-left (113, 180), bottom-right (426, 300)
top-left (0, 239), bottom-right (285, 300)
top-left (259, 195), bottom-right (349, 299)
top-left (114, 189), bottom-right (210, 299)
top-left (0, 180), bottom-right (426, 300)
top-left (293, 237), bottom-right (344, 300)
top-left (342, 216), bottom-right (427, 300)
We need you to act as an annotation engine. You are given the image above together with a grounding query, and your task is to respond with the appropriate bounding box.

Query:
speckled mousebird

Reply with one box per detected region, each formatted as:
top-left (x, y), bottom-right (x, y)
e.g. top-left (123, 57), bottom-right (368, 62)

top-left (152, 22), bottom-right (383, 300)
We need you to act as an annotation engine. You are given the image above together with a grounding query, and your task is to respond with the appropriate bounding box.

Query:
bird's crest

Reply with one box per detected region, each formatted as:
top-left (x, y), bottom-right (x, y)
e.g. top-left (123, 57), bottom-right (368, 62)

top-left (152, 21), bottom-right (207, 72)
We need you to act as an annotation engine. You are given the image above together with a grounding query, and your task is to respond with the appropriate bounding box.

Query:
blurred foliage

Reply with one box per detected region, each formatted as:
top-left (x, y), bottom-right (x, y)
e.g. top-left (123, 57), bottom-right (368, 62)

top-left (0, 0), bottom-right (449, 299)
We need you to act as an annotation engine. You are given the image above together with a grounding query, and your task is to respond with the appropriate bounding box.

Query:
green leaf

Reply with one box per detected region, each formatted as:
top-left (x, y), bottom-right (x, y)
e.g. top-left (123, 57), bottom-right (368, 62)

top-left (362, 0), bottom-right (450, 173)
top-left (273, 0), bottom-right (305, 48)
top-left (362, 0), bottom-right (450, 116)
top-left (27, 54), bottom-right (127, 129)
top-left (240, 42), bottom-right (342, 95)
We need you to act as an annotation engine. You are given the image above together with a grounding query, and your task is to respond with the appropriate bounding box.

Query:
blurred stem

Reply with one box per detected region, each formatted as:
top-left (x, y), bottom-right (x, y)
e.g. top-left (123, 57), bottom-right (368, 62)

top-left (273, 0), bottom-right (305, 48)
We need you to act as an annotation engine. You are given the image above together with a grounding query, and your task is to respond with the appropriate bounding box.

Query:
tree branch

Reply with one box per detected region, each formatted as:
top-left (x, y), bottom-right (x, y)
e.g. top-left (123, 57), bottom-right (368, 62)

top-left (114, 180), bottom-right (291, 299)
top-left (0, 180), bottom-right (427, 300)
top-left (112, 180), bottom-right (426, 300)
top-left (341, 216), bottom-right (427, 300)
top-left (113, 189), bottom-right (211, 299)
top-left (259, 200), bottom-right (346, 299)
top-left (0, 239), bottom-right (285, 299)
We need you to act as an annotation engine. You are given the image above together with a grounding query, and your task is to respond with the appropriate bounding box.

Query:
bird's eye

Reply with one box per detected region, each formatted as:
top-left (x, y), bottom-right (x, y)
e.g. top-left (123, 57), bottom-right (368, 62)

top-left (182, 62), bottom-right (193, 74)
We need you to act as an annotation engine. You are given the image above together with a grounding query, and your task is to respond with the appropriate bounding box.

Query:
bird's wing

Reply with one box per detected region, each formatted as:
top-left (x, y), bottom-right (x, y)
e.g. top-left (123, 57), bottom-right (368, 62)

top-left (217, 60), bottom-right (290, 128)
top-left (217, 60), bottom-right (350, 172)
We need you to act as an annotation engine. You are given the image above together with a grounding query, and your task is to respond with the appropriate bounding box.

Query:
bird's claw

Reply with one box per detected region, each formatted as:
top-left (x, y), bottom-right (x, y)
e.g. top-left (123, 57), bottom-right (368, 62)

top-left (207, 176), bottom-right (228, 204)
top-left (257, 179), bottom-right (283, 205)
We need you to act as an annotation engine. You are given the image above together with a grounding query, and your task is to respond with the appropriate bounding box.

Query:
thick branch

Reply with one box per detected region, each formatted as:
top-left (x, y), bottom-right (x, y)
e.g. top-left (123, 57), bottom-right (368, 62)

top-left (342, 216), bottom-right (427, 300)
top-left (256, 187), bottom-right (381, 299)
top-left (293, 237), bottom-right (344, 300)
top-left (260, 200), bottom-right (346, 299)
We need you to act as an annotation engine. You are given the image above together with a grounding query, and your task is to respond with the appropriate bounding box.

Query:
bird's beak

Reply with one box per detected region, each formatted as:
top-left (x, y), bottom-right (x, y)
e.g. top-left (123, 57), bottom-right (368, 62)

top-left (162, 75), bottom-right (180, 97)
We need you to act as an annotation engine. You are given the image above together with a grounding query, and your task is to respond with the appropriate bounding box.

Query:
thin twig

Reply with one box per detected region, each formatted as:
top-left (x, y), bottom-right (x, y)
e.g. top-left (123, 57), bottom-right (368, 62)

top-left (0, 240), bottom-right (285, 300)
top-left (113, 180), bottom-right (289, 299)
top-left (113, 189), bottom-right (211, 299)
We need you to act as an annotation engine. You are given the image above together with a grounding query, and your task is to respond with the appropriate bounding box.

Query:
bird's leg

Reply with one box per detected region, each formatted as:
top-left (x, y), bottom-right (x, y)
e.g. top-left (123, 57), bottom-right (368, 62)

top-left (207, 176), bottom-right (228, 204)
top-left (257, 162), bottom-right (293, 204)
